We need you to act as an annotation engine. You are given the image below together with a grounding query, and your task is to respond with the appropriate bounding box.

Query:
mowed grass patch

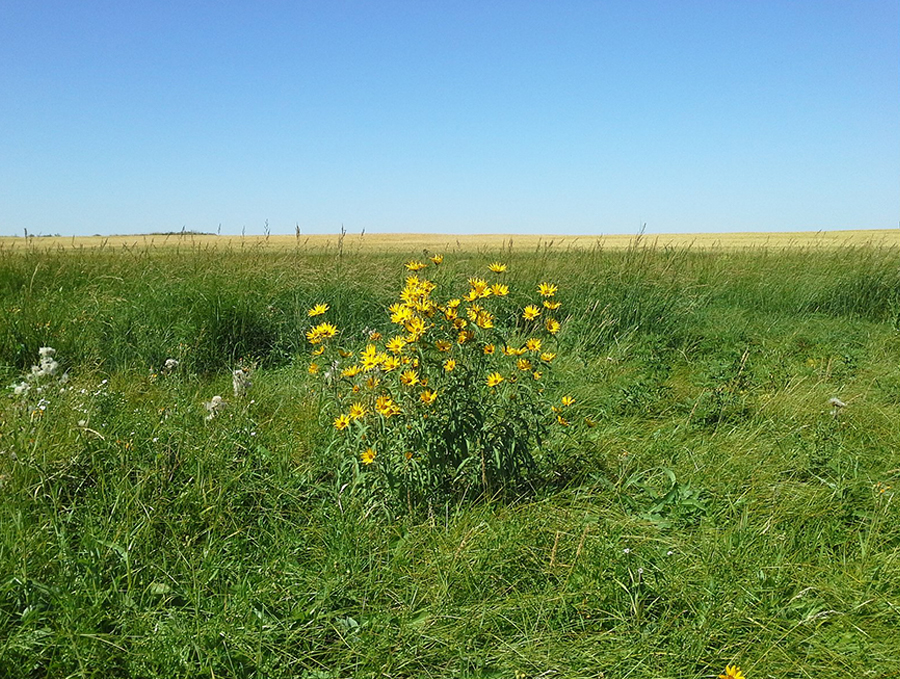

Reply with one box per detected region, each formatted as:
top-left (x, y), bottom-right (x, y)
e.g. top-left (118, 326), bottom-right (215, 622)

top-left (0, 241), bottom-right (898, 678)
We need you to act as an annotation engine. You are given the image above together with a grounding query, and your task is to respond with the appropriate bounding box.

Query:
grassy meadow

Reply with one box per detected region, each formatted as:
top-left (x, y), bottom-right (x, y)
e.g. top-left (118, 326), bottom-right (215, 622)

top-left (1, 234), bottom-right (899, 678)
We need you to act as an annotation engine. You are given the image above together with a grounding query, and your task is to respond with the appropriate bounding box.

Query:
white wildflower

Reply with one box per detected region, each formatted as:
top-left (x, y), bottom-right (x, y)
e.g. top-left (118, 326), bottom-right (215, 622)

top-left (38, 347), bottom-right (56, 358)
top-left (12, 381), bottom-right (30, 396)
top-left (204, 395), bottom-right (226, 420)
top-left (829, 397), bottom-right (846, 417)
top-left (232, 368), bottom-right (252, 399)
top-left (163, 358), bottom-right (179, 373)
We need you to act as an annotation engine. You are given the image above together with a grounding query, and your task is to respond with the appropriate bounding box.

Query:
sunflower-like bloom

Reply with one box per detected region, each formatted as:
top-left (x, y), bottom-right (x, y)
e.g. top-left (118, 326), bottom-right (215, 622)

top-left (334, 414), bottom-right (351, 430)
top-left (390, 303), bottom-right (413, 324)
top-left (360, 344), bottom-right (383, 371)
top-left (718, 666), bottom-right (745, 679)
top-left (517, 358), bottom-right (532, 371)
top-left (490, 283), bottom-right (509, 296)
top-left (361, 448), bottom-right (376, 465)
top-left (545, 318), bottom-right (561, 334)
top-left (540, 351), bottom-right (556, 362)
top-left (556, 414), bottom-right (569, 426)
top-left (538, 282), bottom-right (558, 297)
top-left (400, 369), bottom-right (419, 386)
top-left (430, 254), bottom-right (443, 265)
top-left (525, 337), bottom-right (542, 352)
top-left (420, 389), bottom-right (437, 405)
top-left (405, 316), bottom-right (427, 341)
top-left (435, 340), bottom-right (452, 352)
top-left (486, 372), bottom-right (504, 387)
top-left (475, 311), bottom-right (493, 329)
top-left (532, 371), bottom-right (542, 380)
top-left (307, 303), bottom-right (329, 317)
top-left (375, 395), bottom-right (397, 417)
top-left (467, 277), bottom-right (491, 299)
top-left (443, 358), bottom-right (457, 373)
top-left (561, 396), bottom-right (575, 406)
top-left (457, 329), bottom-right (474, 344)
top-left (543, 299), bottom-right (561, 310)
top-left (483, 343), bottom-right (495, 355)
top-left (382, 355), bottom-right (401, 372)
top-left (368, 330), bottom-right (382, 341)
top-left (405, 260), bottom-right (427, 271)
top-left (349, 402), bottom-right (368, 419)
top-left (386, 336), bottom-right (407, 354)
top-left (341, 365), bottom-right (361, 378)
top-left (308, 362), bottom-right (320, 375)
top-left (523, 305), bottom-right (541, 321)
top-left (306, 322), bottom-right (338, 344)
top-left (312, 345), bottom-right (326, 356)
top-left (488, 262), bottom-right (507, 273)
top-left (446, 299), bottom-right (461, 309)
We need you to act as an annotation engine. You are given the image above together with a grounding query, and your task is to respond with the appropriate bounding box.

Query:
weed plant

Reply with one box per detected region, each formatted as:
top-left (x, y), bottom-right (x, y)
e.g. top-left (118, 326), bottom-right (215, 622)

top-left (0, 240), bottom-right (898, 678)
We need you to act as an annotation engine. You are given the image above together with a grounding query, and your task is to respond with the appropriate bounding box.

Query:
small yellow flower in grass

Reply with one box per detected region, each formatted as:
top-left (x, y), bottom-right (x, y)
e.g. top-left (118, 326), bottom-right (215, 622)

top-left (523, 305), bottom-right (541, 321)
top-left (545, 318), bottom-right (561, 334)
top-left (532, 371), bottom-right (542, 380)
top-left (490, 283), bottom-right (509, 296)
top-left (443, 358), bottom-right (457, 372)
top-left (405, 316), bottom-right (427, 341)
top-left (719, 666), bottom-right (745, 679)
top-left (349, 402), bottom-right (368, 420)
top-left (517, 358), bottom-right (532, 371)
top-left (543, 299), bottom-right (561, 310)
top-left (483, 343), bottom-right (495, 355)
top-left (338, 349), bottom-right (354, 358)
top-left (369, 330), bottom-right (382, 341)
top-left (540, 351), bottom-right (556, 362)
top-left (457, 329), bottom-right (474, 344)
top-left (488, 261), bottom-right (507, 273)
top-left (556, 414), bottom-right (569, 426)
top-left (525, 337), bottom-right (542, 352)
top-left (312, 345), bottom-right (325, 356)
top-left (334, 414), bottom-right (351, 430)
top-left (435, 340), bottom-right (452, 352)
top-left (361, 448), bottom-right (376, 465)
top-left (375, 395), bottom-right (400, 417)
top-left (430, 254), bottom-right (443, 265)
top-left (405, 260), bottom-right (427, 271)
top-left (475, 311), bottom-right (494, 329)
top-left (308, 362), bottom-right (320, 375)
top-left (390, 303), bottom-right (413, 324)
top-left (386, 336), bottom-right (407, 354)
top-left (341, 365), bottom-right (361, 378)
top-left (382, 355), bottom-right (401, 372)
top-left (486, 372), bottom-right (504, 387)
top-left (420, 388), bottom-right (437, 405)
top-left (561, 395), bottom-right (575, 406)
top-left (306, 321), bottom-right (338, 344)
top-left (307, 303), bottom-right (329, 317)
top-left (400, 369), bottom-right (419, 386)
top-left (405, 450), bottom-right (414, 460)
top-left (446, 298), bottom-right (461, 309)
top-left (538, 282), bottom-right (558, 297)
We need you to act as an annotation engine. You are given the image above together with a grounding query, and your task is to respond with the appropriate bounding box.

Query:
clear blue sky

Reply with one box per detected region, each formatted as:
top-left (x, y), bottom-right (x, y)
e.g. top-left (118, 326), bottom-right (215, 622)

top-left (1, 1), bottom-right (897, 236)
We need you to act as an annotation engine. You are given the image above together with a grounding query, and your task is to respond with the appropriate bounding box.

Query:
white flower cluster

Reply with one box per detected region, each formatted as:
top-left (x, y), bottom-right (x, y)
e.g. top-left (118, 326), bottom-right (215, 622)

top-left (10, 346), bottom-right (67, 397)
top-left (232, 368), bottom-right (252, 399)
top-left (204, 395), bottom-right (226, 420)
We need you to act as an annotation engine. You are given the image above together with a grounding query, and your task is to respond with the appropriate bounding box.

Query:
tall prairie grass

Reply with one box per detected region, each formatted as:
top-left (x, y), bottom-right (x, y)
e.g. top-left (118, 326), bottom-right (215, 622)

top-left (0, 240), bottom-right (898, 678)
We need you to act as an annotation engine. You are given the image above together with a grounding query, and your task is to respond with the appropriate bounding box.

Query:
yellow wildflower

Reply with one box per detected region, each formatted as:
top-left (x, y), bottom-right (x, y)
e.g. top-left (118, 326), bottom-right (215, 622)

top-left (543, 299), bottom-right (561, 310)
top-left (483, 344), bottom-right (495, 355)
top-left (540, 352), bottom-right (556, 362)
top-left (475, 311), bottom-right (493, 329)
top-left (561, 396), bottom-right (575, 406)
top-left (382, 355), bottom-right (401, 372)
top-left (405, 316), bottom-right (427, 341)
top-left (525, 337), bottom-right (542, 352)
top-left (333, 414), bottom-right (351, 430)
top-left (523, 305), bottom-right (541, 321)
top-left (384, 336), bottom-right (405, 354)
top-left (546, 318), bottom-right (561, 334)
top-left (420, 389), bottom-right (437, 405)
top-left (430, 254), bottom-right (443, 265)
top-left (400, 369), bottom-right (419, 386)
top-left (307, 303), bottom-right (329, 317)
top-left (312, 345), bottom-right (325, 356)
top-left (435, 340), bottom-right (452, 352)
top-left (532, 371), bottom-right (542, 380)
top-left (517, 358), bottom-right (532, 371)
top-left (490, 282), bottom-right (509, 296)
top-left (556, 414), bottom-right (569, 426)
top-left (306, 321), bottom-right (338, 344)
top-left (457, 329), bottom-right (475, 344)
top-left (719, 666), bottom-right (745, 679)
top-left (349, 403), bottom-right (368, 419)
top-left (443, 358), bottom-right (457, 372)
top-left (368, 330), bottom-right (382, 341)
top-left (538, 282), bottom-right (558, 297)
top-left (361, 448), bottom-right (376, 465)
top-left (486, 372), bottom-right (504, 387)
top-left (341, 365), bottom-right (361, 378)
top-left (405, 260), bottom-right (427, 271)
top-left (308, 362), bottom-right (320, 375)
top-left (487, 262), bottom-right (507, 273)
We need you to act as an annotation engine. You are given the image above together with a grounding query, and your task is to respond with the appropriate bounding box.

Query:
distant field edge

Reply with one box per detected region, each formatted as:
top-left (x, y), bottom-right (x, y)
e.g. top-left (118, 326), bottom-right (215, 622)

top-left (1, 229), bottom-right (897, 252)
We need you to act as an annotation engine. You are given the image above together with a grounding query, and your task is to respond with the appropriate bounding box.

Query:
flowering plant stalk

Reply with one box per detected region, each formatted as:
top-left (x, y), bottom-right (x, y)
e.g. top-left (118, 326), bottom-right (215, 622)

top-left (306, 258), bottom-right (571, 508)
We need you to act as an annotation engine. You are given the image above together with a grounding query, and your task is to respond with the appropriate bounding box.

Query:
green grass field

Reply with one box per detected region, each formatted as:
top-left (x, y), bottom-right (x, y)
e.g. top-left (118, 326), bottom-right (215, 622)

top-left (1, 237), bottom-right (899, 678)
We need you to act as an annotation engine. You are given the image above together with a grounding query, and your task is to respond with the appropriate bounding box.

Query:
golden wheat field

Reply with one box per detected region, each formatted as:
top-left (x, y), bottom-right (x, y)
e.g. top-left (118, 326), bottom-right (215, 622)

top-left (1, 228), bottom-right (897, 253)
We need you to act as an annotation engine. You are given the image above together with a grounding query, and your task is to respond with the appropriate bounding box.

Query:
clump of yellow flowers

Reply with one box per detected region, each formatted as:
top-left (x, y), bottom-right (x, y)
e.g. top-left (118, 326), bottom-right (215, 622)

top-left (305, 257), bottom-right (571, 508)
